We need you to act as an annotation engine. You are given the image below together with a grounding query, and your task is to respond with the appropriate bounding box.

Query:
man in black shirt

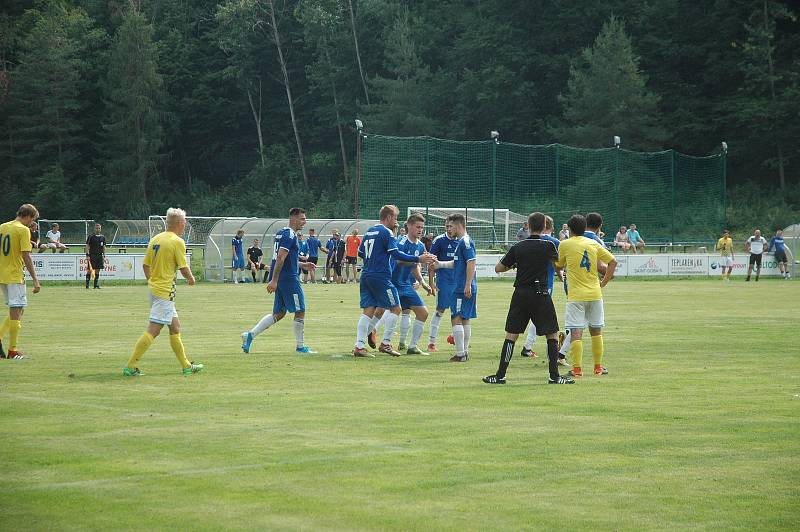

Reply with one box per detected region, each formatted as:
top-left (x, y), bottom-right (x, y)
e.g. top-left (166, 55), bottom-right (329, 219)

top-left (483, 212), bottom-right (574, 385)
top-left (29, 222), bottom-right (40, 249)
top-left (85, 223), bottom-right (106, 289)
top-left (246, 239), bottom-right (268, 283)
top-left (330, 231), bottom-right (346, 283)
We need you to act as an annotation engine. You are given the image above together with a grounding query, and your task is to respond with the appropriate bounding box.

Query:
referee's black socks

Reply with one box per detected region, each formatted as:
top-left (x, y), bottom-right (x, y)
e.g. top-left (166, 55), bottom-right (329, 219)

top-left (547, 338), bottom-right (560, 380)
top-left (496, 339), bottom-right (515, 379)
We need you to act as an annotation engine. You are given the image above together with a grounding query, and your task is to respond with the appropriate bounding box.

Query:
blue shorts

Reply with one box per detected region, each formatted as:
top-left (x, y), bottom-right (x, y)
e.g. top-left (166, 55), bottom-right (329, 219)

top-left (232, 256), bottom-right (245, 269)
top-left (360, 276), bottom-right (400, 309)
top-left (451, 291), bottom-right (477, 319)
top-left (398, 285), bottom-right (424, 310)
top-left (273, 280), bottom-right (305, 314)
top-left (436, 282), bottom-right (456, 311)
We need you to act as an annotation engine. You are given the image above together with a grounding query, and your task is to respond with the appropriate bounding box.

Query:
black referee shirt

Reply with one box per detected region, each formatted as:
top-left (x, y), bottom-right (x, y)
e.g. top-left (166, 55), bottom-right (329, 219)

top-left (247, 246), bottom-right (263, 263)
top-left (86, 234), bottom-right (106, 255)
top-left (500, 235), bottom-right (558, 289)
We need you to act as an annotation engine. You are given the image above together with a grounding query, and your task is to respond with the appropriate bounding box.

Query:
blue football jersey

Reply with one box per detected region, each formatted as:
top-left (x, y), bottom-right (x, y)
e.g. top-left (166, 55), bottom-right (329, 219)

top-left (269, 227), bottom-right (299, 283)
top-left (232, 236), bottom-right (244, 257)
top-left (540, 234), bottom-right (560, 292)
top-left (430, 233), bottom-right (459, 284)
top-left (392, 236), bottom-right (425, 288)
top-left (453, 234), bottom-right (477, 294)
top-left (360, 224), bottom-right (400, 280)
top-left (583, 230), bottom-right (607, 248)
top-left (306, 236), bottom-right (321, 257)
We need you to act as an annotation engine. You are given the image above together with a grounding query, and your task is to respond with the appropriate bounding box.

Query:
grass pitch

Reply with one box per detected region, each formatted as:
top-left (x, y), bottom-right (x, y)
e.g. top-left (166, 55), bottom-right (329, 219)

top-left (1, 278), bottom-right (798, 530)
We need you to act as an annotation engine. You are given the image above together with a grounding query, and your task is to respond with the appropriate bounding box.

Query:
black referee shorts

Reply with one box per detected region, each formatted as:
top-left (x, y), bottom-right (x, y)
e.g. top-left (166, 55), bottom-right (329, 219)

top-left (505, 287), bottom-right (559, 336)
top-left (88, 254), bottom-right (104, 270)
top-left (749, 253), bottom-right (762, 267)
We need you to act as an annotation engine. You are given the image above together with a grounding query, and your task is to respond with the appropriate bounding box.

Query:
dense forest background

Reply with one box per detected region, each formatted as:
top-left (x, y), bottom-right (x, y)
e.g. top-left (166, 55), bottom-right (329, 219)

top-left (1, 0), bottom-right (798, 233)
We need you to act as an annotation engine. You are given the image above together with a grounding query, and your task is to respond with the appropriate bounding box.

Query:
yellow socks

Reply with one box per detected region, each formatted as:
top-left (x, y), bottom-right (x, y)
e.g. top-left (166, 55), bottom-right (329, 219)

top-left (570, 339), bottom-right (583, 371)
top-left (591, 335), bottom-right (604, 367)
top-left (127, 332), bottom-right (154, 368)
top-left (0, 317), bottom-right (9, 339)
top-left (8, 320), bottom-right (21, 351)
top-left (169, 333), bottom-right (190, 369)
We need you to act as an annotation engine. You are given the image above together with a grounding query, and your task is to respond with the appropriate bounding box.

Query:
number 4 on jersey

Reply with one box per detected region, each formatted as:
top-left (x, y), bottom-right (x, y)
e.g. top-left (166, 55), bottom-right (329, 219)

top-left (580, 250), bottom-right (591, 271)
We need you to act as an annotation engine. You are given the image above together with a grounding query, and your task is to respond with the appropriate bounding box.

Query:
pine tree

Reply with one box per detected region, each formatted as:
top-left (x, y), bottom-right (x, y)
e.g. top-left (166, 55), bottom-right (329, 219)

top-left (550, 16), bottom-right (666, 150)
top-left (102, 6), bottom-right (165, 214)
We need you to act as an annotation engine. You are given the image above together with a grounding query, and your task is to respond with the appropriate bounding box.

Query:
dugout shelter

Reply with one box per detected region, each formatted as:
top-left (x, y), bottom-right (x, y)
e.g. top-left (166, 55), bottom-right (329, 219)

top-left (204, 218), bottom-right (377, 282)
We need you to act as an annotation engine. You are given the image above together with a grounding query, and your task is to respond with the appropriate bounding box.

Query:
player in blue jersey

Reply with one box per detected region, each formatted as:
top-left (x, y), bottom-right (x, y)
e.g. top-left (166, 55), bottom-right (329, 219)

top-left (392, 214), bottom-right (434, 355)
top-left (432, 214), bottom-right (476, 362)
top-left (584, 212), bottom-right (608, 248)
top-left (231, 229), bottom-right (246, 284)
top-left (306, 229), bottom-right (321, 283)
top-left (353, 205), bottom-right (435, 357)
top-left (241, 208), bottom-right (318, 354)
top-left (426, 219), bottom-right (460, 352)
top-left (768, 229), bottom-right (790, 279)
top-left (519, 215), bottom-right (567, 366)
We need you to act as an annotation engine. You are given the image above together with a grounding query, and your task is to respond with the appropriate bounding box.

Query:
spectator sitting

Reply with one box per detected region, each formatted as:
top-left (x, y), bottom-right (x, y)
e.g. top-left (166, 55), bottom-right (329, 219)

top-left (41, 222), bottom-right (67, 253)
top-left (614, 225), bottom-right (632, 252)
top-left (29, 222), bottom-right (40, 249)
top-left (626, 223), bottom-right (646, 253)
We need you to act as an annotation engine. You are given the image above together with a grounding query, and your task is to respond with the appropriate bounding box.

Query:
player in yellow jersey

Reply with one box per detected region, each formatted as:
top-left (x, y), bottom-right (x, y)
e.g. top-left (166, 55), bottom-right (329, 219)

top-left (0, 204), bottom-right (41, 359)
top-left (555, 214), bottom-right (617, 378)
top-left (124, 208), bottom-right (203, 376)
top-left (715, 229), bottom-right (734, 281)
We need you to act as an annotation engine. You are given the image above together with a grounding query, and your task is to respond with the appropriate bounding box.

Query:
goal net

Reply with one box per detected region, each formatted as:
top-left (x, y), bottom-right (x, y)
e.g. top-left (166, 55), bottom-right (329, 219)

top-left (408, 207), bottom-right (528, 248)
top-left (147, 216), bottom-right (225, 247)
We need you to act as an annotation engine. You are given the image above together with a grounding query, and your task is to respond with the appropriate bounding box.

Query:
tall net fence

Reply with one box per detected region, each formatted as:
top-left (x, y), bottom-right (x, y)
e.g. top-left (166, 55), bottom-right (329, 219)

top-left (358, 135), bottom-right (725, 246)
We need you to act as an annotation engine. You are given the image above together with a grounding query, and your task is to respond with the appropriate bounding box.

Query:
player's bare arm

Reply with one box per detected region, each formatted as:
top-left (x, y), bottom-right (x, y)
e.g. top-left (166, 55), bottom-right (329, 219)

top-left (600, 260), bottom-right (617, 288)
top-left (142, 264), bottom-right (151, 280)
top-left (268, 248), bottom-right (289, 293)
top-left (495, 261), bottom-right (510, 273)
top-left (464, 260), bottom-right (476, 299)
top-left (180, 266), bottom-right (196, 286)
top-left (22, 251), bottom-right (40, 293)
top-left (412, 265), bottom-right (432, 294)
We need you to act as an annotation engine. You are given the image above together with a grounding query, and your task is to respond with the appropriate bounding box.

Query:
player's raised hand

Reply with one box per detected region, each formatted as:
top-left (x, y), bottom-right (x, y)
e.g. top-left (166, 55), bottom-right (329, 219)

top-left (419, 252), bottom-right (436, 264)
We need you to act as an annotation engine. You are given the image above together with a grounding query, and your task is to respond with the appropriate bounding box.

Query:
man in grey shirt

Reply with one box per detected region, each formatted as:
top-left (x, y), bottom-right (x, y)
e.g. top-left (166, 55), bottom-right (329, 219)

top-left (516, 222), bottom-right (530, 241)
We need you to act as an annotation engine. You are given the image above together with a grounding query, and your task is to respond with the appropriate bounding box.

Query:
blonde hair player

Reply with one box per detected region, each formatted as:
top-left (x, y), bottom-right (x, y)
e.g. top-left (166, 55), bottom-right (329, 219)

top-left (123, 208), bottom-right (203, 376)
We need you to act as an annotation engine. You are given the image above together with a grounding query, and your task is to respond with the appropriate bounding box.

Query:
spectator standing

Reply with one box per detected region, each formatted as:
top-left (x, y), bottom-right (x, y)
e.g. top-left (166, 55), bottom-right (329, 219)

top-left (331, 231), bottom-right (346, 283)
top-left (246, 239), bottom-right (268, 283)
top-left (42, 222), bottom-right (67, 253)
top-left (768, 229), bottom-right (790, 279)
top-left (559, 224), bottom-right (570, 241)
top-left (321, 232), bottom-right (336, 283)
top-left (745, 229), bottom-right (768, 282)
top-left (306, 229), bottom-right (321, 283)
top-left (345, 229), bottom-right (362, 283)
top-left (614, 226), bottom-right (631, 252)
top-left (422, 233), bottom-right (434, 252)
top-left (298, 232), bottom-right (309, 283)
top-left (516, 222), bottom-right (530, 241)
top-left (626, 224), bottom-right (646, 253)
top-left (84, 223), bottom-right (106, 289)
top-left (715, 229), bottom-right (734, 282)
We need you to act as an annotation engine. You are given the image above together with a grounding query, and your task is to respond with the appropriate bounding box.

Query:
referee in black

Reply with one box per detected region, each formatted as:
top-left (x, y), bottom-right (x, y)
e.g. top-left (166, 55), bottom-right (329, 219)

top-left (85, 223), bottom-right (106, 289)
top-left (483, 212), bottom-right (574, 385)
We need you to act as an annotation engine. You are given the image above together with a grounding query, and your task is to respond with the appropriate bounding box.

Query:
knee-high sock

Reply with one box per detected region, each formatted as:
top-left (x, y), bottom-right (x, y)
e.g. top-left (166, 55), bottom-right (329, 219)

top-left (570, 339), bottom-right (583, 370)
top-left (559, 330), bottom-right (572, 356)
top-left (251, 314), bottom-right (276, 336)
top-left (8, 320), bottom-right (21, 351)
top-left (93, 270), bottom-right (100, 287)
top-left (127, 332), bottom-right (154, 368)
top-left (381, 313), bottom-right (399, 344)
top-left (452, 324), bottom-right (465, 356)
top-left (429, 311), bottom-right (443, 343)
top-left (591, 335), bottom-right (604, 367)
top-left (169, 333), bottom-right (190, 368)
top-left (355, 314), bottom-right (370, 348)
top-left (0, 317), bottom-right (9, 340)
top-left (86, 271), bottom-right (91, 288)
top-left (409, 319), bottom-right (425, 349)
top-left (368, 314), bottom-right (382, 334)
top-left (496, 338), bottom-right (514, 379)
top-left (547, 338), bottom-right (560, 380)
top-left (293, 318), bottom-right (304, 348)
top-left (399, 313), bottom-right (411, 345)
top-left (463, 324), bottom-right (472, 352)
top-left (251, 269), bottom-right (257, 282)
top-left (524, 324), bottom-right (537, 350)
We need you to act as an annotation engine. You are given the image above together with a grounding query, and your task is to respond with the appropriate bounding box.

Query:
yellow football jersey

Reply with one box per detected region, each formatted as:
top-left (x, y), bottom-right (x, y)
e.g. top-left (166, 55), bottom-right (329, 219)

top-left (143, 231), bottom-right (187, 300)
top-left (556, 236), bottom-right (615, 301)
top-left (0, 220), bottom-right (34, 284)
top-left (716, 237), bottom-right (733, 256)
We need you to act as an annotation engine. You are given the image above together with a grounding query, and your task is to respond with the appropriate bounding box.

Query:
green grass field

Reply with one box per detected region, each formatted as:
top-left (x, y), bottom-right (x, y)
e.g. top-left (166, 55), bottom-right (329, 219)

top-left (1, 279), bottom-right (798, 530)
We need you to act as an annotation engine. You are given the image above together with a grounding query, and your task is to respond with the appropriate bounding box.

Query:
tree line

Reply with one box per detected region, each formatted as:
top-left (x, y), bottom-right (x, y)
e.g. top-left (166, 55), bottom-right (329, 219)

top-left (0, 0), bottom-right (797, 229)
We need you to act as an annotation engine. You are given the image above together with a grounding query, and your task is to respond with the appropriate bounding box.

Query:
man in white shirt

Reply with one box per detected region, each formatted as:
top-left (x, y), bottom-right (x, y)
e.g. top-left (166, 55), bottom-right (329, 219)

top-left (745, 229), bottom-right (768, 282)
top-left (41, 223), bottom-right (67, 253)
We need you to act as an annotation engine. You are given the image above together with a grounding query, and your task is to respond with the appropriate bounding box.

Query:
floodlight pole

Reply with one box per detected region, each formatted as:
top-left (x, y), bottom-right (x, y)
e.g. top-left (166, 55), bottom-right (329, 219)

top-left (490, 131), bottom-right (500, 246)
top-left (354, 119), bottom-right (364, 219)
top-left (721, 141), bottom-right (728, 234)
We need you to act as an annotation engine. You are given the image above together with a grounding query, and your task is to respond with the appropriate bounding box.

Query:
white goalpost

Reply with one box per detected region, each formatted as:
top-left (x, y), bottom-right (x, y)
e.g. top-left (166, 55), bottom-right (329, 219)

top-left (408, 207), bottom-right (528, 247)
